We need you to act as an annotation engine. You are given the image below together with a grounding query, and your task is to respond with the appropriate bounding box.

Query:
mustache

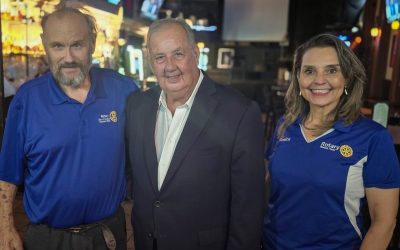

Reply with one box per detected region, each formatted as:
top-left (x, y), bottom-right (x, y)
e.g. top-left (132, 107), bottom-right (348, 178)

top-left (59, 62), bottom-right (81, 68)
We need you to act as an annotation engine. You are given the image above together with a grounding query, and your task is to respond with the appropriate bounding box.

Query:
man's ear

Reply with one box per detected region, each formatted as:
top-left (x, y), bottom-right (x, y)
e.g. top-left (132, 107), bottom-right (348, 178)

top-left (40, 33), bottom-right (48, 54)
top-left (90, 35), bottom-right (97, 55)
top-left (193, 45), bottom-right (200, 61)
top-left (146, 49), bottom-right (155, 73)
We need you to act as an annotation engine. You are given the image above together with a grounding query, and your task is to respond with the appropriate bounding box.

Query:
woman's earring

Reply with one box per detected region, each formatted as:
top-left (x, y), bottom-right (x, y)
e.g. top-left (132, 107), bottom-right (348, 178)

top-left (344, 88), bottom-right (348, 96)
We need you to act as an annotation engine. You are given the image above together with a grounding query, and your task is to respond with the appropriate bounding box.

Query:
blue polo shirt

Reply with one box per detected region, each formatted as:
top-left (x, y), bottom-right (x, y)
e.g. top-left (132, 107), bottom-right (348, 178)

top-left (0, 67), bottom-right (138, 228)
top-left (263, 116), bottom-right (400, 250)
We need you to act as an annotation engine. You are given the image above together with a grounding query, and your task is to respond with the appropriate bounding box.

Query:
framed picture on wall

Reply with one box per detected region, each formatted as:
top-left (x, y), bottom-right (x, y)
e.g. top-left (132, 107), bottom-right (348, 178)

top-left (217, 48), bottom-right (235, 69)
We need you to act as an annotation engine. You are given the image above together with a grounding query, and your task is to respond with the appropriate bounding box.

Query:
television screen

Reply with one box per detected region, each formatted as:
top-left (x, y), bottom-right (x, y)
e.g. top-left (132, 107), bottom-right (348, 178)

top-left (140, 0), bottom-right (164, 20)
top-left (386, 0), bottom-right (400, 23)
top-left (222, 0), bottom-right (289, 42)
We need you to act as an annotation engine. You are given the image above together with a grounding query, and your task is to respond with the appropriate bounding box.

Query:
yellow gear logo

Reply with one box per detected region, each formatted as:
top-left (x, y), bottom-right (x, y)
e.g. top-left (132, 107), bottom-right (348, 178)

top-left (340, 145), bottom-right (353, 158)
top-left (110, 111), bottom-right (117, 123)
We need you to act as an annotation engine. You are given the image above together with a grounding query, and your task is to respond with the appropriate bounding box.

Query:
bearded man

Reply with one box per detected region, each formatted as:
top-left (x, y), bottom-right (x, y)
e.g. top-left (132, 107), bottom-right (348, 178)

top-left (0, 4), bottom-right (137, 250)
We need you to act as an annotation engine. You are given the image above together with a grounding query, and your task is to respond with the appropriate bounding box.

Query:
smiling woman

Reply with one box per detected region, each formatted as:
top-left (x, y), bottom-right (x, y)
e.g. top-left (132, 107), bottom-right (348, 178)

top-left (298, 47), bottom-right (346, 123)
top-left (263, 33), bottom-right (400, 250)
top-left (279, 34), bottom-right (365, 138)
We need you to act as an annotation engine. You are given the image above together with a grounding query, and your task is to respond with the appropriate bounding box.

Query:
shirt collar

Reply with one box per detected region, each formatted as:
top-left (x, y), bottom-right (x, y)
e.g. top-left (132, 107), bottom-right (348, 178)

top-left (158, 70), bottom-right (203, 110)
top-left (332, 119), bottom-right (352, 132)
top-left (295, 115), bottom-right (353, 133)
top-left (49, 67), bottom-right (106, 105)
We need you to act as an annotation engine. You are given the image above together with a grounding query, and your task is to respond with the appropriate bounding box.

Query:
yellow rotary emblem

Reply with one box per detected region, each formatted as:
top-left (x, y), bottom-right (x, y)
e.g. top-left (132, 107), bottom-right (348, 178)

top-left (109, 111), bottom-right (117, 123)
top-left (340, 145), bottom-right (353, 158)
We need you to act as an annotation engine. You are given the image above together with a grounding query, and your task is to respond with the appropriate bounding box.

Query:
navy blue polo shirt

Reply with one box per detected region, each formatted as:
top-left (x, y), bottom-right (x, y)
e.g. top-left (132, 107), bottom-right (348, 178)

top-left (0, 67), bottom-right (138, 228)
top-left (263, 116), bottom-right (400, 250)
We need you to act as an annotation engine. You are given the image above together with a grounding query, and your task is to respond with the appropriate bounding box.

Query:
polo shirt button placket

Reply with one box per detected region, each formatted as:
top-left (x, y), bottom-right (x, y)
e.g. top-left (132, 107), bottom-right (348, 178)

top-left (80, 118), bottom-right (89, 138)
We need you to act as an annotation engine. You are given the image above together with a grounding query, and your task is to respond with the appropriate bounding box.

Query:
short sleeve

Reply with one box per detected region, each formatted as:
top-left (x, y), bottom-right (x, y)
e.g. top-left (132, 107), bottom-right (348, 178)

top-left (0, 96), bottom-right (26, 185)
top-left (363, 129), bottom-right (400, 188)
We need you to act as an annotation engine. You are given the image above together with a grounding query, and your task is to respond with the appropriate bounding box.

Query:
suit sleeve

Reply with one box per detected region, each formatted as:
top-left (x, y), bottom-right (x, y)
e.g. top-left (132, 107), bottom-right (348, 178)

top-left (124, 92), bottom-right (140, 200)
top-left (227, 101), bottom-right (265, 250)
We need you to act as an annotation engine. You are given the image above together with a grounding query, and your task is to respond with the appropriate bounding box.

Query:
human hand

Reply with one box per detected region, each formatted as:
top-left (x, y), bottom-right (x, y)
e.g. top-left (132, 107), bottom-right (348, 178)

top-left (0, 226), bottom-right (23, 250)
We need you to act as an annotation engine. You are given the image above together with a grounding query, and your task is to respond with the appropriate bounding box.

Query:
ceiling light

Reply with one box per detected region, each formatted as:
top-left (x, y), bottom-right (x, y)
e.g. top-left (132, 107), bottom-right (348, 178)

top-left (370, 27), bottom-right (380, 37)
top-left (351, 26), bottom-right (359, 33)
top-left (392, 20), bottom-right (400, 30)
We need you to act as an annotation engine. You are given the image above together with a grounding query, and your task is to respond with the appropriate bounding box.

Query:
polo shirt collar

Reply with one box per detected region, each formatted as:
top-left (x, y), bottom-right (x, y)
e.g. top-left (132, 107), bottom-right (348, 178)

top-left (332, 119), bottom-right (352, 132)
top-left (295, 115), bottom-right (353, 133)
top-left (88, 67), bottom-right (106, 99)
top-left (49, 67), bottom-right (106, 105)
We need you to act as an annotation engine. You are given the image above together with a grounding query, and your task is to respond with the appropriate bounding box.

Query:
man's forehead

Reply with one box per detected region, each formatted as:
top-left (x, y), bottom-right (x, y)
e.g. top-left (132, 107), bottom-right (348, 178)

top-left (44, 12), bottom-right (86, 31)
top-left (153, 23), bottom-right (184, 36)
top-left (150, 26), bottom-right (187, 46)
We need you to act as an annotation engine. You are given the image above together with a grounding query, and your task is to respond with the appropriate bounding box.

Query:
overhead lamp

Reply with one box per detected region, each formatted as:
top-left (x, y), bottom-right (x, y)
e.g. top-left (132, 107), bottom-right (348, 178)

top-left (351, 26), bottom-right (359, 33)
top-left (185, 19), bottom-right (193, 27)
top-left (191, 25), bottom-right (217, 32)
top-left (392, 20), bottom-right (400, 30)
top-left (370, 27), bottom-right (380, 37)
top-left (197, 42), bottom-right (205, 49)
top-left (350, 36), bottom-right (362, 49)
top-left (117, 38), bottom-right (126, 46)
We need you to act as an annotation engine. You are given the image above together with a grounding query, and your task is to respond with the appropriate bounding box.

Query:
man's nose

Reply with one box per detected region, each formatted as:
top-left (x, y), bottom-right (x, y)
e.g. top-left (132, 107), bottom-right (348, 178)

top-left (165, 56), bottom-right (177, 70)
top-left (63, 47), bottom-right (74, 62)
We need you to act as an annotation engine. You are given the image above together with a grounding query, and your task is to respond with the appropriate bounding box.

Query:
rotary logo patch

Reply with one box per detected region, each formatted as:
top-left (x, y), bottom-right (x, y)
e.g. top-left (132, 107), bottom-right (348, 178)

top-left (340, 145), bottom-right (353, 158)
top-left (98, 111), bottom-right (118, 123)
top-left (110, 111), bottom-right (117, 122)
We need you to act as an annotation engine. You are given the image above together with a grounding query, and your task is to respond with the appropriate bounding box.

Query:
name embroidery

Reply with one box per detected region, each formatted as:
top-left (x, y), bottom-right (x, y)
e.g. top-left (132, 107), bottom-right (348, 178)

top-left (320, 142), bottom-right (340, 151)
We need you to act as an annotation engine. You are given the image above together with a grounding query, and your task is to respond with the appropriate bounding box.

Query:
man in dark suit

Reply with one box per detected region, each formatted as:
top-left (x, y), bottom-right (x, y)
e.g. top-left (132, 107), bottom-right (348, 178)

top-left (125, 18), bottom-right (265, 250)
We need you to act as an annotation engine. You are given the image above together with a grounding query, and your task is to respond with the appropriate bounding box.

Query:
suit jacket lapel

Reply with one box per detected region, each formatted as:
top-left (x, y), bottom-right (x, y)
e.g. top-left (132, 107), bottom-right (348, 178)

top-left (143, 87), bottom-right (161, 194)
top-left (161, 75), bottom-right (218, 191)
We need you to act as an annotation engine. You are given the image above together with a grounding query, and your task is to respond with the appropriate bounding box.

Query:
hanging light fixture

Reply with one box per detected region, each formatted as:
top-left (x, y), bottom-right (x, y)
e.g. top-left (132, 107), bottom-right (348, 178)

top-left (391, 20), bottom-right (400, 30)
top-left (370, 26), bottom-right (380, 37)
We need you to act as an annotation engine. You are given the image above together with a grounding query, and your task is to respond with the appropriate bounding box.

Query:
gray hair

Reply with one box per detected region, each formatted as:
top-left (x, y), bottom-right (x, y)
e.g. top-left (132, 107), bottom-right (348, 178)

top-left (146, 18), bottom-right (196, 50)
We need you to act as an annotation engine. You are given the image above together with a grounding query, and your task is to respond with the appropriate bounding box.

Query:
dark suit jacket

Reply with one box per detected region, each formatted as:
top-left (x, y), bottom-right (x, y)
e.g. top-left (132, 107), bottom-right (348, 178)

top-left (125, 73), bottom-right (265, 250)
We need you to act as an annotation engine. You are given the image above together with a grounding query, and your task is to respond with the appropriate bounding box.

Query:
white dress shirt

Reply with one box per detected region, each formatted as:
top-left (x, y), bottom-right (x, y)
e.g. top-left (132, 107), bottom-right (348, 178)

top-left (155, 71), bottom-right (204, 190)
